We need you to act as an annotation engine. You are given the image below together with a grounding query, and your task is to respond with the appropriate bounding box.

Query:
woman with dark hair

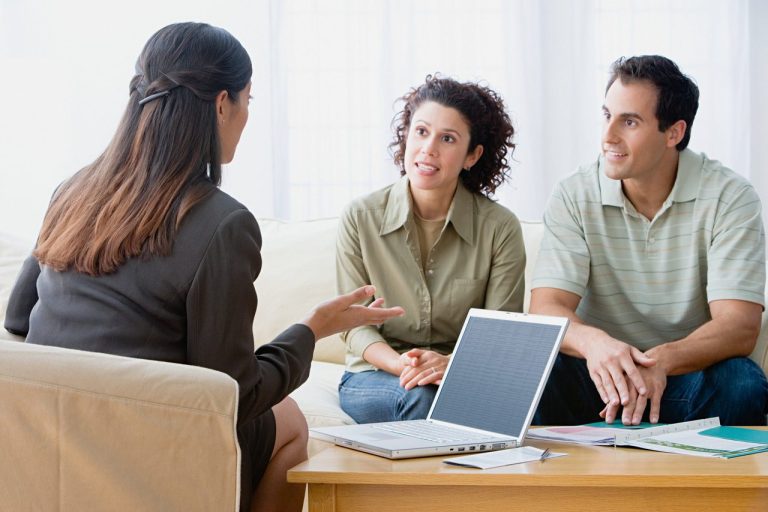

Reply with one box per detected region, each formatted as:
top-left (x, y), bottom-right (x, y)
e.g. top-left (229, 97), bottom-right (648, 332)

top-left (337, 75), bottom-right (525, 423)
top-left (4, 22), bottom-right (402, 512)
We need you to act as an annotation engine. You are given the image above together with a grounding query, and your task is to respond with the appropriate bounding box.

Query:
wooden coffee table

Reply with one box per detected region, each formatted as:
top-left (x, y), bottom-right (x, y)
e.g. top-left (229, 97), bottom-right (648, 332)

top-left (288, 437), bottom-right (768, 512)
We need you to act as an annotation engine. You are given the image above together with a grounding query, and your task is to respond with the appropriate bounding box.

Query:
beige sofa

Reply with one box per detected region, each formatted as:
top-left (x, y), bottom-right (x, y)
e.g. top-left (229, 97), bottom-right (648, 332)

top-left (1, 219), bottom-right (767, 511)
top-left (253, 218), bottom-right (768, 428)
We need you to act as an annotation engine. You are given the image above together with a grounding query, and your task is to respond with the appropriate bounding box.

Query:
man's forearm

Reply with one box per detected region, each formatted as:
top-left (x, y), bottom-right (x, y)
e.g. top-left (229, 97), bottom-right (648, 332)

top-left (543, 310), bottom-right (612, 359)
top-left (530, 288), bottom-right (613, 359)
top-left (647, 301), bottom-right (761, 376)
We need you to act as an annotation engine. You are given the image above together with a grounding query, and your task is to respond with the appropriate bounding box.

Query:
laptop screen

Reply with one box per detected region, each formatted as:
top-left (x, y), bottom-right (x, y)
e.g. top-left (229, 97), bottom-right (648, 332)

top-left (429, 312), bottom-right (564, 438)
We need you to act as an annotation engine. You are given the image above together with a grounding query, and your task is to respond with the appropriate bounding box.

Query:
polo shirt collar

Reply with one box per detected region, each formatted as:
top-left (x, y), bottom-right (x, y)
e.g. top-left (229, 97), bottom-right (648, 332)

top-left (669, 148), bottom-right (701, 203)
top-left (598, 157), bottom-right (625, 207)
top-left (379, 176), bottom-right (475, 245)
top-left (598, 148), bottom-right (702, 208)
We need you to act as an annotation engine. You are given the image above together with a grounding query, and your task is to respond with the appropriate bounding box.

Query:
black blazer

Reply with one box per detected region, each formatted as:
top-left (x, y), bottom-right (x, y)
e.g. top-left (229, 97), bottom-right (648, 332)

top-left (4, 186), bottom-right (314, 427)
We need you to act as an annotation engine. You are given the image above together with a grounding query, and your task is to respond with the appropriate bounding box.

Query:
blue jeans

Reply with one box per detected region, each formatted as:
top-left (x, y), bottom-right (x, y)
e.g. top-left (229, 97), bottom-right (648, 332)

top-left (534, 354), bottom-right (768, 426)
top-left (339, 370), bottom-right (438, 424)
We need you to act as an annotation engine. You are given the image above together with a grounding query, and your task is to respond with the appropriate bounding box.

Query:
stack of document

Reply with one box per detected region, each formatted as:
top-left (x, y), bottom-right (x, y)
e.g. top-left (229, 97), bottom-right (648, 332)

top-left (527, 421), bottom-right (655, 446)
top-left (528, 418), bottom-right (768, 458)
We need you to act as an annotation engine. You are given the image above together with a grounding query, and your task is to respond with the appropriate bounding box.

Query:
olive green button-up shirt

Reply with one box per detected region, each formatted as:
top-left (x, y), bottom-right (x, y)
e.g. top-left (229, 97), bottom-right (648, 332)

top-left (337, 177), bottom-right (526, 372)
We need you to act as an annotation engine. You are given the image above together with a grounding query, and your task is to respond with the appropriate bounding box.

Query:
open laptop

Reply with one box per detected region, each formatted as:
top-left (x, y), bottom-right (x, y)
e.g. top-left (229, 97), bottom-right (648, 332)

top-left (311, 309), bottom-right (568, 459)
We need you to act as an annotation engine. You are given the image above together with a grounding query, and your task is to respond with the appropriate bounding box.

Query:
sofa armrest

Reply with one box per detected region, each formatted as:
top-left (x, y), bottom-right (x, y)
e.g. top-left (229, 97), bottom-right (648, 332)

top-left (0, 340), bottom-right (240, 512)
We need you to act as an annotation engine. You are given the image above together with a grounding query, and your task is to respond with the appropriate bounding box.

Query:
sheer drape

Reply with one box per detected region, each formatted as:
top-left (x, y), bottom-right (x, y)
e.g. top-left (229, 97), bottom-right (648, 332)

top-left (0, 0), bottom-right (764, 239)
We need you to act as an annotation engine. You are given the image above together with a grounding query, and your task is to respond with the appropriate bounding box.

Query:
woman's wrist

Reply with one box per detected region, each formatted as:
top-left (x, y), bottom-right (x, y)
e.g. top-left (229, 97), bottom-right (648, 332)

top-left (386, 353), bottom-right (406, 375)
top-left (362, 341), bottom-right (404, 376)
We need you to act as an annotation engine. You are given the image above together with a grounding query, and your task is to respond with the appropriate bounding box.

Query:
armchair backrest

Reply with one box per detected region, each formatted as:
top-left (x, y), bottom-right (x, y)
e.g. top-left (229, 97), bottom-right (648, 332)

top-left (0, 340), bottom-right (241, 512)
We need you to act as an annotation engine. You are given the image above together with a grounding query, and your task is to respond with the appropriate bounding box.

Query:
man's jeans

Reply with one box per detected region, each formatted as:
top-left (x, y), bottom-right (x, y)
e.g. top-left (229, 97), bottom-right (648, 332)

top-left (534, 354), bottom-right (768, 426)
top-left (339, 370), bottom-right (438, 424)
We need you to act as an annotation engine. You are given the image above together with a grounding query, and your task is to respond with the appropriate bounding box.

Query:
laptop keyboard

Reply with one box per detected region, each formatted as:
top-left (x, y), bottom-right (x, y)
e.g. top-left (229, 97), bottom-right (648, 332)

top-left (371, 421), bottom-right (501, 443)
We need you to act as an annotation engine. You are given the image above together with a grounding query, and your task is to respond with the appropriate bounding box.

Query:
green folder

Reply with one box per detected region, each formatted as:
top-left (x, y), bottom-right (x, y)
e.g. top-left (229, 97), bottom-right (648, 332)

top-left (585, 421), bottom-right (663, 430)
top-left (700, 426), bottom-right (768, 444)
top-left (698, 426), bottom-right (768, 458)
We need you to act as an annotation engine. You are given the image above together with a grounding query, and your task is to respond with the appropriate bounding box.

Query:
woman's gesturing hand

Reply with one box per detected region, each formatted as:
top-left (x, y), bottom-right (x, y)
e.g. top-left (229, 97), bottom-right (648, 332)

top-left (301, 285), bottom-right (404, 341)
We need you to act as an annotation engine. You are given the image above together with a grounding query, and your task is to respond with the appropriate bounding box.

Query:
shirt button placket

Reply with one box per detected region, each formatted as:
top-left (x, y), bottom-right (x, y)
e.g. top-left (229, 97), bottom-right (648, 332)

top-left (421, 292), bottom-right (430, 335)
top-left (646, 229), bottom-right (657, 258)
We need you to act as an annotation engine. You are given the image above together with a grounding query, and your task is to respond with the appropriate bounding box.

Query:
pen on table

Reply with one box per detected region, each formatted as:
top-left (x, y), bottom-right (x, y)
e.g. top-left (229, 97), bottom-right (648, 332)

top-left (539, 448), bottom-right (551, 462)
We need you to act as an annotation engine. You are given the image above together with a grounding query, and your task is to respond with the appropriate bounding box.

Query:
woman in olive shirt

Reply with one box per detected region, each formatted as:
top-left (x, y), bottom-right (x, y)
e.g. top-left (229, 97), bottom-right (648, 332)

top-left (337, 75), bottom-right (525, 423)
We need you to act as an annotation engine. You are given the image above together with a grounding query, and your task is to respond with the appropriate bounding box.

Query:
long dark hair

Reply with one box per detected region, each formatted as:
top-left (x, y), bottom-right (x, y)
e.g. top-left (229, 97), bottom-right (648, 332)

top-left (35, 22), bottom-right (252, 275)
top-left (390, 75), bottom-right (516, 197)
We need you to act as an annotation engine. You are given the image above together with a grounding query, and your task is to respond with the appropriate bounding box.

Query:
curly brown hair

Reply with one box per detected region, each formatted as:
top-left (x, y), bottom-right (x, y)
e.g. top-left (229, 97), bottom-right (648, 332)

top-left (389, 74), bottom-right (515, 197)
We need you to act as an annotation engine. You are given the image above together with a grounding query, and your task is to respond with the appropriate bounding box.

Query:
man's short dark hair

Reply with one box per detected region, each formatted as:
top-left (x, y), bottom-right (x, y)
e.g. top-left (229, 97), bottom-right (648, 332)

top-left (607, 55), bottom-right (699, 151)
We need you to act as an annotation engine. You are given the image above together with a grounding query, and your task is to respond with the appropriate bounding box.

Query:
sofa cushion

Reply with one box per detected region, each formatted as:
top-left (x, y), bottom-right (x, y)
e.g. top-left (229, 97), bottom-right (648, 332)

top-left (254, 217), bottom-right (346, 363)
top-left (290, 360), bottom-right (354, 427)
top-left (520, 221), bottom-right (544, 313)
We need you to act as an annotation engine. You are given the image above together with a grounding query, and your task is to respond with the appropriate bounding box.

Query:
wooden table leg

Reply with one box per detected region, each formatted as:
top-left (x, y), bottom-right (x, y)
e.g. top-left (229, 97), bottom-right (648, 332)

top-left (307, 483), bottom-right (336, 512)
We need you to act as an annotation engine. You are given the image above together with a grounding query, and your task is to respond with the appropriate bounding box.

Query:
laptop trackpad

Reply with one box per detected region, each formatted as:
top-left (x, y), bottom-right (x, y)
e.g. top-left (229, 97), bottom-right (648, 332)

top-left (359, 431), bottom-right (402, 441)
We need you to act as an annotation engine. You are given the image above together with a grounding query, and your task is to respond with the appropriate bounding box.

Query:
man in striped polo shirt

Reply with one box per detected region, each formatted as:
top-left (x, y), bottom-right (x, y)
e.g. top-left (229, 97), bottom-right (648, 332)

top-left (531, 55), bottom-right (768, 426)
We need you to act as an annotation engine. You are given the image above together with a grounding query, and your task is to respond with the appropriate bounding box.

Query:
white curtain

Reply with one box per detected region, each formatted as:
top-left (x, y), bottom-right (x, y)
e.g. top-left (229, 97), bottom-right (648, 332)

top-left (0, 0), bottom-right (764, 240)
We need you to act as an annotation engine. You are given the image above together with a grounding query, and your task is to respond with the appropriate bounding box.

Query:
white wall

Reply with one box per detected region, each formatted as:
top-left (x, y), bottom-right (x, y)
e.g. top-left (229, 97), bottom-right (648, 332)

top-left (0, 1), bottom-right (268, 242)
top-left (1, 0), bottom-right (765, 244)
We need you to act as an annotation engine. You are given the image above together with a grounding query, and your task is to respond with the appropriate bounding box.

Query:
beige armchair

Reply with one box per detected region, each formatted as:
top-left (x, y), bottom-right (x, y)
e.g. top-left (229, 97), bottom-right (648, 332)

top-left (0, 339), bottom-right (241, 511)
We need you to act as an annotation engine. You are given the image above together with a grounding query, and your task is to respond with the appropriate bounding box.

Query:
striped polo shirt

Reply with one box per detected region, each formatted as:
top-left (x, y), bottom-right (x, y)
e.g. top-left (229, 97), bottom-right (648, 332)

top-left (532, 149), bottom-right (765, 351)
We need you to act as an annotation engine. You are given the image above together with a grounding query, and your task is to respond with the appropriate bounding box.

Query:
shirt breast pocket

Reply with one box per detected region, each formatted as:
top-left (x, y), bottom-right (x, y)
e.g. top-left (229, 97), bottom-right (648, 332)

top-left (450, 278), bottom-right (487, 317)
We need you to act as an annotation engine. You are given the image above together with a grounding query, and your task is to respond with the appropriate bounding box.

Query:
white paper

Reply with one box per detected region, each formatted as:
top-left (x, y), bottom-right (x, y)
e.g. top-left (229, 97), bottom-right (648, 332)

top-left (528, 418), bottom-right (722, 448)
top-left (527, 425), bottom-right (619, 445)
top-left (443, 446), bottom-right (566, 469)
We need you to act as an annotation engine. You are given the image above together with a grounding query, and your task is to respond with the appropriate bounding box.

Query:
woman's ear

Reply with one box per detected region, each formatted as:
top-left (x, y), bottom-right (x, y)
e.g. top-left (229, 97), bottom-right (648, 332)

top-left (215, 90), bottom-right (229, 124)
top-left (465, 145), bottom-right (484, 169)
